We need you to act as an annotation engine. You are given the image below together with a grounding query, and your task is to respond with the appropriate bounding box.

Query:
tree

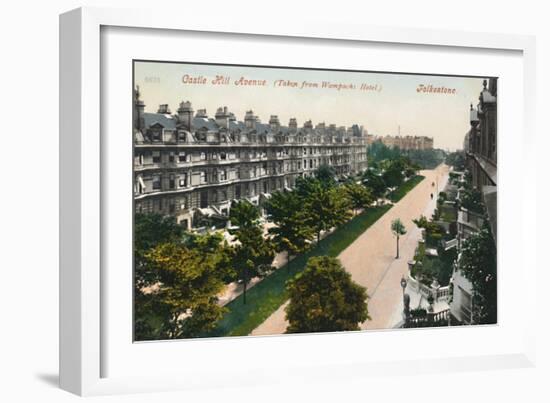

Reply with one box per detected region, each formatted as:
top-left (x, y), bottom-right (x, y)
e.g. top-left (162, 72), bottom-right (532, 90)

top-left (302, 180), bottom-right (352, 243)
top-left (285, 256), bottom-right (370, 333)
top-left (229, 200), bottom-right (275, 304)
top-left (143, 242), bottom-right (229, 339)
top-left (264, 190), bottom-right (315, 268)
top-left (134, 213), bottom-right (185, 288)
top-left (343, 182), bottom-right (374, 215)
top-left (134, 213), bottom-right (186, 340)
top-left (391, 218), bottom-right (407, 259)
top-left (445, 151), bottom-right (465, 171)
top-left (413, 214), bottom-right (445, 247)
top-left (314, 164), bottom-right (337, 188)
top-left (362, 170), bottom-right (387, 201)
top-left (383, 159), bottom-right (405, 188)
top-left (133, 213), bottom-right (234, 340)
top-left (367, 141), bottom-right (400, 163)
top-left (458, 223), bottom-right (497, 324)
top-left (459, 188), bottom-right (485, 215)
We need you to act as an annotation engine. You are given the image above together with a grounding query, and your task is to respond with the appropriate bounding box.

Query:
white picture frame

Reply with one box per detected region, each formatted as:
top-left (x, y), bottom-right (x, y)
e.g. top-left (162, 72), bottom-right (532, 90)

top-left (60, 6), bottom-right (537, 396)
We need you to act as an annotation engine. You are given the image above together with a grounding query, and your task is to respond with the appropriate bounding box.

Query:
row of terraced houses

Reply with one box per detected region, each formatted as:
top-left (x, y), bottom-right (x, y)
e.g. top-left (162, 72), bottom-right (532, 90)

top-left (133, 88), bottom-right (368, 229)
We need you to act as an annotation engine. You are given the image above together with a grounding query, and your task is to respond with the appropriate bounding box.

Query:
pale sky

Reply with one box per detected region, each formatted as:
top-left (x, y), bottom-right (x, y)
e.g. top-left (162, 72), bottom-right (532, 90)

top-left (134, 61), bottom-right (489, 151)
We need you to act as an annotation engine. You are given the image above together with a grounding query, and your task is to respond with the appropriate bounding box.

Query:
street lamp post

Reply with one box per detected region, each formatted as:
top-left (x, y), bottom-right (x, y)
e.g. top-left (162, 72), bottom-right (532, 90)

top-left (401, 275), bottom-right (410, 325)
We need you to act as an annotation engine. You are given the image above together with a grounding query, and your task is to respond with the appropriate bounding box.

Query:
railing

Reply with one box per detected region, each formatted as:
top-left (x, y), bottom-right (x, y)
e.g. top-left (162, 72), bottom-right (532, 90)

top-left (444, 238), bottom-right (458, 250)
top-left (405, 309), bottom-right (450, 327)
top-left (407, 272), bottom-right (451, 302)
top-left (436, 286), bottom-right (451, 301)
top-left (430, 308), bottom-right (450, 322)
top-left (457, 208), bottom-right (484, 230)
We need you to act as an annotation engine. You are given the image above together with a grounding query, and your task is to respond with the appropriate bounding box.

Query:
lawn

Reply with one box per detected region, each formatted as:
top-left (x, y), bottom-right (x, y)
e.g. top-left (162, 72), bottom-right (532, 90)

top-left (204, 205), bottom-right (391, 337)
top-left (388, 175), bottom-right (425, 203)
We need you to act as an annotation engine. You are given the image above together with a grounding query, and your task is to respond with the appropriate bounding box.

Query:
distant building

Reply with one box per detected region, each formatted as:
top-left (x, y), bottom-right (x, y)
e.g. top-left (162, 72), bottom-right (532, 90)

top-left (133, 88), bottom-right (368, 229)
top-left (368, 134), bottom-right (434, 150)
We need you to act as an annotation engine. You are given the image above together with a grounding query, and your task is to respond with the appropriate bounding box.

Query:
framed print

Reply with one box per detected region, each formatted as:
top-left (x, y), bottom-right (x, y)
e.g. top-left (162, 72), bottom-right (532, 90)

top-left (60, 7), bottom-right (537, 396)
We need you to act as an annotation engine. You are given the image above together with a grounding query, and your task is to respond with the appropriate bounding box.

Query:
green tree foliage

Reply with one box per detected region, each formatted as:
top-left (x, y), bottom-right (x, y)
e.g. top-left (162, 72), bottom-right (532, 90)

top-left (143, 242), bottom-right (229, 338)
top-left (343, 182), bottom-right (374, 215)
top-left (134, 213), bottom-right (235, 340)
top-left (402, 149), bottom-right (445, 170)
top-left (445, 151), bottom-right (466, 171)
top-left (459, 188), bottom-right (485, 215)
top-left (264, 190), bottom-right (315, 267)
top-left (383, 159), bottom-right (405, 188)
top-left (285, 256), bottom-right (369, 333)
top-left (314, 164), bottom-right (337, 188)
top-left (362, 170), bottom-right (387, 200)
top-left (300, 179), bottom-right (352, 243)
top-left (135, 213), bottom-right (184, 287)
top-left (229, 200), bottom-right (275, 304)
top-left (367, 141), bottom-right (401, 163)
top-left (368, 140), bottom-right (445, 169)
top-left (458, 224), bottom-right (497, 324)
top-left (413, 215), bottom-right (445, 247)
top-left (391, 218), bottom-right (407, 258)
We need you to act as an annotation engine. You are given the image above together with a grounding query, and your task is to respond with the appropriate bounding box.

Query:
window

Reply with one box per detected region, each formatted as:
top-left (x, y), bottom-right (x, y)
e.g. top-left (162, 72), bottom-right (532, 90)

top-left (168, 152), bottom-right (175, 163)
top-left (178, 151), bottom-right (187, 162)
top-left (219, 170), bottom-right (226, 181)
top-left (220, 152), bottom-right (227, 160)
top-left (152, 151), bottom-right (161, 163)
top-left (152, 175), bottom-right (161, 190)
top-left (200, 171), bottom-right (207, 184)
top-left (220, 190), bottom-right (227, 201)
top-left (152, 129), bottom-right (162, 141)
top-left (169, 174), bottom-right (175, 189)
top-left (200, 152), bottom-right (206, 161)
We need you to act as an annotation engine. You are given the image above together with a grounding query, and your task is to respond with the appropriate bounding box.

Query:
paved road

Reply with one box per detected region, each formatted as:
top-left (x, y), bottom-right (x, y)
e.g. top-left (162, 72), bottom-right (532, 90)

top-left (251, 165), bottom-right (449, 336)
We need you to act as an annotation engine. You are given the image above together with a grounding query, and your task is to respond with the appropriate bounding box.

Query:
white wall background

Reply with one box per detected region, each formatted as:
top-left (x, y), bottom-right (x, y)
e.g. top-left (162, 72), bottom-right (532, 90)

top-left (0, 0), bottom-right (547, 401)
